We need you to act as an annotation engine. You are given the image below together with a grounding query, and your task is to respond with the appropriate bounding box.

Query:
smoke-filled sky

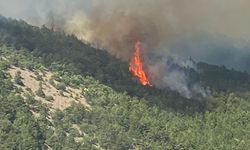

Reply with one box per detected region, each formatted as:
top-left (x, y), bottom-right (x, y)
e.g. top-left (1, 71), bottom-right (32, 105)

top-left (1, 0), bottom-right (250, 71)
top-left (1, 0), bottom-right (250, 97)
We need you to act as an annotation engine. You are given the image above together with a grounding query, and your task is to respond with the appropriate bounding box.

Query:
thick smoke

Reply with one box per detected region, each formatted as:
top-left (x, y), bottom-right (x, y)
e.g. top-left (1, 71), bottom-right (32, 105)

top-left (1, 0), bottom-right (250, 97)
top-left (146, 53), bottom-right (210, 98)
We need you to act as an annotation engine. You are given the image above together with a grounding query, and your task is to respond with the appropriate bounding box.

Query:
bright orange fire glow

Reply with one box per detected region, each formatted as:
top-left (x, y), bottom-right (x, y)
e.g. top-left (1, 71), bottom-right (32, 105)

top-left (129, 41), bottom-right (151, 86)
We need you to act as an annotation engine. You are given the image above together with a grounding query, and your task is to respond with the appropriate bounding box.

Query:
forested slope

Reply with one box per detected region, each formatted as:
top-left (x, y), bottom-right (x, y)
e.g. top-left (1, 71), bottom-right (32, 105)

top-left (0, 43), bottom-right (250, 149)
top-left (2, 16), bottom-right (250, 113)
top-left (0, 16), bottom-right (250, 149)
top-left (0, 15), bottom-right (200, 113)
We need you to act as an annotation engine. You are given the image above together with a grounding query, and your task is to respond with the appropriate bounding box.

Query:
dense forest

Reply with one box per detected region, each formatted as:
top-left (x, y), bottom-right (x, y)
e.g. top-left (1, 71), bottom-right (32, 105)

top-left (0, 16), bottom-right (250, 149)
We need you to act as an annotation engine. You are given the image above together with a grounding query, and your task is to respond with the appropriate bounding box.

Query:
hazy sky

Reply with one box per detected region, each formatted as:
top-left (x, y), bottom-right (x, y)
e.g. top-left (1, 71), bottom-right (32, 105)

top-left (1, 0), bottom-right (250, 71)
top-left (2, 0), bottom-right (250, 97)
top-left (1, 0), bottom-right (250, 39)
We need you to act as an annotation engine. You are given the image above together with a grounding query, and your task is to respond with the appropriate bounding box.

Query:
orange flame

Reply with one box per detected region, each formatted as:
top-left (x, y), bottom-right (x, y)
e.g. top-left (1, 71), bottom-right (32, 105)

top-left (129, 41), bottom-right (151, 86)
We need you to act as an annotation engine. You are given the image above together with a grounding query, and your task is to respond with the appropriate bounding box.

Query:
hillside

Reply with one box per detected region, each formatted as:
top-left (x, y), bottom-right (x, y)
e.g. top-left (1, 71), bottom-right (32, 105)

top-left (0, 16), bottom-right (250, 149)
top-left (2, 16), bottom-right (250, 113)
top-left (0, 15), bottom-right (200, 113)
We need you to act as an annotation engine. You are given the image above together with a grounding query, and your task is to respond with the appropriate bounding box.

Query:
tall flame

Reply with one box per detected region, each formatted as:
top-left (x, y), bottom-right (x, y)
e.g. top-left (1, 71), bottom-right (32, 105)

top-left (129, 41), bottom-right (151, 86)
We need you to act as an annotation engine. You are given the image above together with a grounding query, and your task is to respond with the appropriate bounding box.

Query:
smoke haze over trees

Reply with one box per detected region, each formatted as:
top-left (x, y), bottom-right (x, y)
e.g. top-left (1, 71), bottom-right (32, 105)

top-left (0, 16), bottom-right (250, 149)
top-left (1, 0), bottom-right (250, 97)
top-left (1, 0), bottom-right (250, 67)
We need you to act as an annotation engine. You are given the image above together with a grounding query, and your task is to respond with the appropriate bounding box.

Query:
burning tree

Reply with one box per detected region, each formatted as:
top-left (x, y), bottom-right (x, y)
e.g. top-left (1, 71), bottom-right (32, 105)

top-left (129, 41), bottom-right (151, 86)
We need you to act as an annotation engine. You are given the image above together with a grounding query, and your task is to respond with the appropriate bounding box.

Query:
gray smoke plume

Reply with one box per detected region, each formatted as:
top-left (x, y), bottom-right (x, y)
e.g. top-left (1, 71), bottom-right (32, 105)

top-left (1, 0), bottom-right (250, 59)
top-left (145, 52), bottom-right (210, 98)
top-left (0, 0), bottom-right (250, 97)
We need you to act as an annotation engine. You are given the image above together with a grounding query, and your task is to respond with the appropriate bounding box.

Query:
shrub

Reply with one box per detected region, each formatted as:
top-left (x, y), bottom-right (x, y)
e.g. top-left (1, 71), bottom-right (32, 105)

top-left (14, 71), bottom-right (24, 86)
top-left (26, 63), bottom-right (35, 71)
top-left (59, 90), bottom-right (64, 96)
top-left (45, 95), bottom-right (54, 101)
top-left (56, 83), bottom-right (66, 91)
top-left (36, 87), bottom-right (45, 98)
top-left (25, 87), bottom-right (32, 93)
top-left (49, 78), bottom-right (55, 86)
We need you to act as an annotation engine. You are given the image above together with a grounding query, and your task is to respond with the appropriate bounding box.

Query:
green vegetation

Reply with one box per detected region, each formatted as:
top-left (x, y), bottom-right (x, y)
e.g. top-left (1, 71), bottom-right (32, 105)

top-left (14, 71), bottom-right (23, 86)
top-left (0, 52), bottom-right (47, 149)
top-left (36, 86), bottom-right (45, 98)
top-left (0, 16), bottom-right (249, 149)
top-left (45, 95), bottom-right (54, 101)
top-left (55, 82), bottom-right (67, 91)
top-left (0, 16), bottom-right (205, 113)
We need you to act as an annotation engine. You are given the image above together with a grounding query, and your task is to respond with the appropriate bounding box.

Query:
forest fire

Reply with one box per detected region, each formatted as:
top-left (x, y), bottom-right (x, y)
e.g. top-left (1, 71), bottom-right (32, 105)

top-left (129, 41), bottom-right (151, 86)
